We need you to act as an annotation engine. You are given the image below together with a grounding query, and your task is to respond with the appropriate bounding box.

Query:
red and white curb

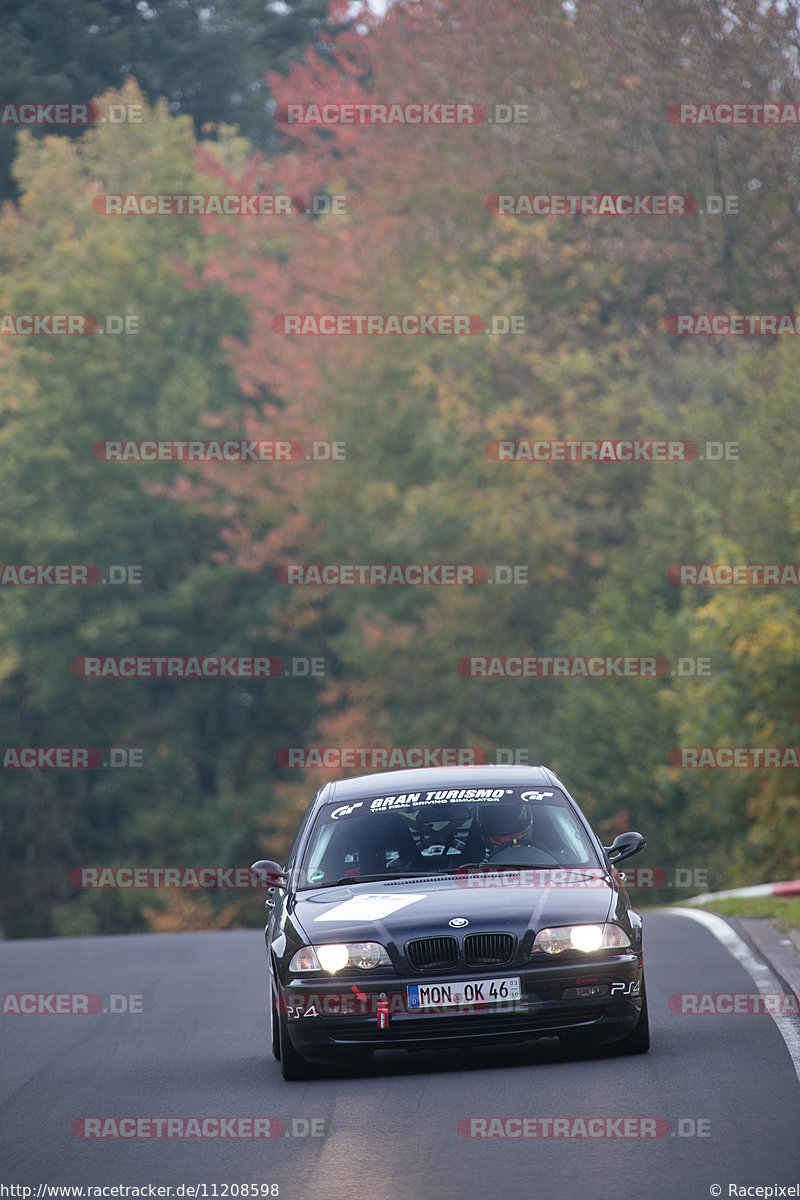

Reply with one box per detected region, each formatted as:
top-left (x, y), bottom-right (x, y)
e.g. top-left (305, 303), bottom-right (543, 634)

top-left (685, 880), bottom-right (800, 905)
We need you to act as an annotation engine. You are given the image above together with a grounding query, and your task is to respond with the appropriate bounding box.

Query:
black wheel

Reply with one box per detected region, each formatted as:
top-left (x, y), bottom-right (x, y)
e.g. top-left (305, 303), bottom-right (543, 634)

top-left (277, 1008), bottom-right (316, 1080)
top-left (270, 985), bottom-right (280, 1061)
top-left (609, 976), bottom-right (650, 1055)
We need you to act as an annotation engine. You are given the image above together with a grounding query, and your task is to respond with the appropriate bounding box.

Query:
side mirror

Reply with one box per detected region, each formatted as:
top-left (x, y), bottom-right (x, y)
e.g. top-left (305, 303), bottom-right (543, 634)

top-left (250, 859), bottom-right (288, 889)
top-left (604, 832), bottom-right (646, 864)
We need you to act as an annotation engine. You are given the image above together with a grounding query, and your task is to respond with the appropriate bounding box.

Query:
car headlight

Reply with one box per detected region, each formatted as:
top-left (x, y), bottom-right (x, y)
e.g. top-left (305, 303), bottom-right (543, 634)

top-left (316, 944), bottom-right (351, 973)
top-left (532, 923), bottom-right (631, 955)
top-left (288, 945), bottom-right (321, 972)
top-left (288, 942), bottom-right (391, 974)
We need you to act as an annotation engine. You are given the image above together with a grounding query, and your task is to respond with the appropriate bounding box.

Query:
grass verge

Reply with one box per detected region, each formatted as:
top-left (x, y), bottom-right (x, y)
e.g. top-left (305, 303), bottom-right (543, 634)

top-left (682, 895), bottom-right (800, 935)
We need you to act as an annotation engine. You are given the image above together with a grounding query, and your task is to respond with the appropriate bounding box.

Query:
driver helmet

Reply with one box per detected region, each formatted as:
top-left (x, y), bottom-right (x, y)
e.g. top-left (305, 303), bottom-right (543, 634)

top-left (476, 801), bottom-right (534, 850)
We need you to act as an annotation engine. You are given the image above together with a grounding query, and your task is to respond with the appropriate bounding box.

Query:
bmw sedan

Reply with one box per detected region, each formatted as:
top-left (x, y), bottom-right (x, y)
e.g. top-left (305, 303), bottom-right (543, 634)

top-left (252, 765), bottom-right (648, 1079)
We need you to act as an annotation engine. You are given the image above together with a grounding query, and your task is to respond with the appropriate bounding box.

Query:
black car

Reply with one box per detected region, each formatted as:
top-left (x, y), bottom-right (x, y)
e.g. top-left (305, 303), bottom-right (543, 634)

top-left (252, 765), bottom-right (648, 1079)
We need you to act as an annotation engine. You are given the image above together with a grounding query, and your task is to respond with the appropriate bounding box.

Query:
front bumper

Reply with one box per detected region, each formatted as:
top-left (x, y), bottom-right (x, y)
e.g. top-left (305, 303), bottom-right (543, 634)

top-left (276, 953), bottom-right (643, 1058)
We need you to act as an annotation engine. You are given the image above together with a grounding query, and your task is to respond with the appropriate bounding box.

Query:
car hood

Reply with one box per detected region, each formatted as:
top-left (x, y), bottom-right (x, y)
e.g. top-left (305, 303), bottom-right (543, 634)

top-left (290, 869), bottom-right (618, 946)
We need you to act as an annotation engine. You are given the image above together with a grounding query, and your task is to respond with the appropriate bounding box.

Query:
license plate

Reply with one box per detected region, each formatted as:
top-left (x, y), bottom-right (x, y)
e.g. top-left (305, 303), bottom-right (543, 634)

top-left (407, 976), bottom-right (521, 1010)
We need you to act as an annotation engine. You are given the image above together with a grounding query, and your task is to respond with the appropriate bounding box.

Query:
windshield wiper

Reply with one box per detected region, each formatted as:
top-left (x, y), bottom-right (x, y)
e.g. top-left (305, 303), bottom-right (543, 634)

top-left (448, 862), bottom-right (596, 874)
top-left (303, 872), bottom-right (425, 889)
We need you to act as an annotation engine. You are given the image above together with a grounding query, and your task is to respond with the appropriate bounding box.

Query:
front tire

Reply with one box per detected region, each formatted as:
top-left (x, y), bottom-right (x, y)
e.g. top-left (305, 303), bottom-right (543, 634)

top-left (609, 976), bottom-right (650, 1055)
top-left (270, 985), bottom-right (280, 1061)
top-left (559, 977), bottom-right (650, 1056)
top-left (277, 1008), bottom-right (316, 1080)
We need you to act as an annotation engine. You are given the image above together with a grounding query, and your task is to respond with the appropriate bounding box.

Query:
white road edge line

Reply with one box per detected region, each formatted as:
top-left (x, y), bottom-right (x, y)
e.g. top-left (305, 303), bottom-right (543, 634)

top-left (667, 906), bottom-right (800, 1087)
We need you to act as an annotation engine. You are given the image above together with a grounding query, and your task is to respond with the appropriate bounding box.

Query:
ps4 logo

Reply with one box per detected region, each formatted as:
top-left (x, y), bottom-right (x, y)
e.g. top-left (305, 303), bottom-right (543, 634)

top-left (610, 980), bottom-right (641, 996)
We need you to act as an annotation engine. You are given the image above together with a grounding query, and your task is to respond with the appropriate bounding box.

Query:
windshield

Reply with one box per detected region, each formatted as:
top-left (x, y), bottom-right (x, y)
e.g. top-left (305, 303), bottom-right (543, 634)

top-left (296, 785), bottom-right (602, 888)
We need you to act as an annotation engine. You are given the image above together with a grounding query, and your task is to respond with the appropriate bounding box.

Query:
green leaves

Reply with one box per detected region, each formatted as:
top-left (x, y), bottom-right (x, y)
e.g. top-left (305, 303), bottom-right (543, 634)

top-left (0, 86), bottom-right (322, 936)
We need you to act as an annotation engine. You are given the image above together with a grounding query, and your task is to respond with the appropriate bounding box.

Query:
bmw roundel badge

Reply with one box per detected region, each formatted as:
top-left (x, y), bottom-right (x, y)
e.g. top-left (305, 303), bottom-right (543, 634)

top-left (449, 917), bottom-right (469, 928)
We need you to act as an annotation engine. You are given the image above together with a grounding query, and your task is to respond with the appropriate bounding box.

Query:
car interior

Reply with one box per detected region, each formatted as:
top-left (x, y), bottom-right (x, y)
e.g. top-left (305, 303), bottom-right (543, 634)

top-left (303, 802), bottom-right (598, 884)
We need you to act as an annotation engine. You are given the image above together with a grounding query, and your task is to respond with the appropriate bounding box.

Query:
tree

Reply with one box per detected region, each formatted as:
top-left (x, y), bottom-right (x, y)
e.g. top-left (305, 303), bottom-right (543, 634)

top-left (191, 0), bottom-right (800, 882)
top-left (0, 84), bottom-right (327, 936)
top-left (0, 0), bottom-right (355, 201)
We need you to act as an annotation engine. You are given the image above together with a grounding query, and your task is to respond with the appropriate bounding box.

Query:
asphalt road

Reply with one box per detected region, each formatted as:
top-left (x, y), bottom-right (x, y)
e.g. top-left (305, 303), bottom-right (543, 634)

top-left (2, 910), bottom-right (799, 1200)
